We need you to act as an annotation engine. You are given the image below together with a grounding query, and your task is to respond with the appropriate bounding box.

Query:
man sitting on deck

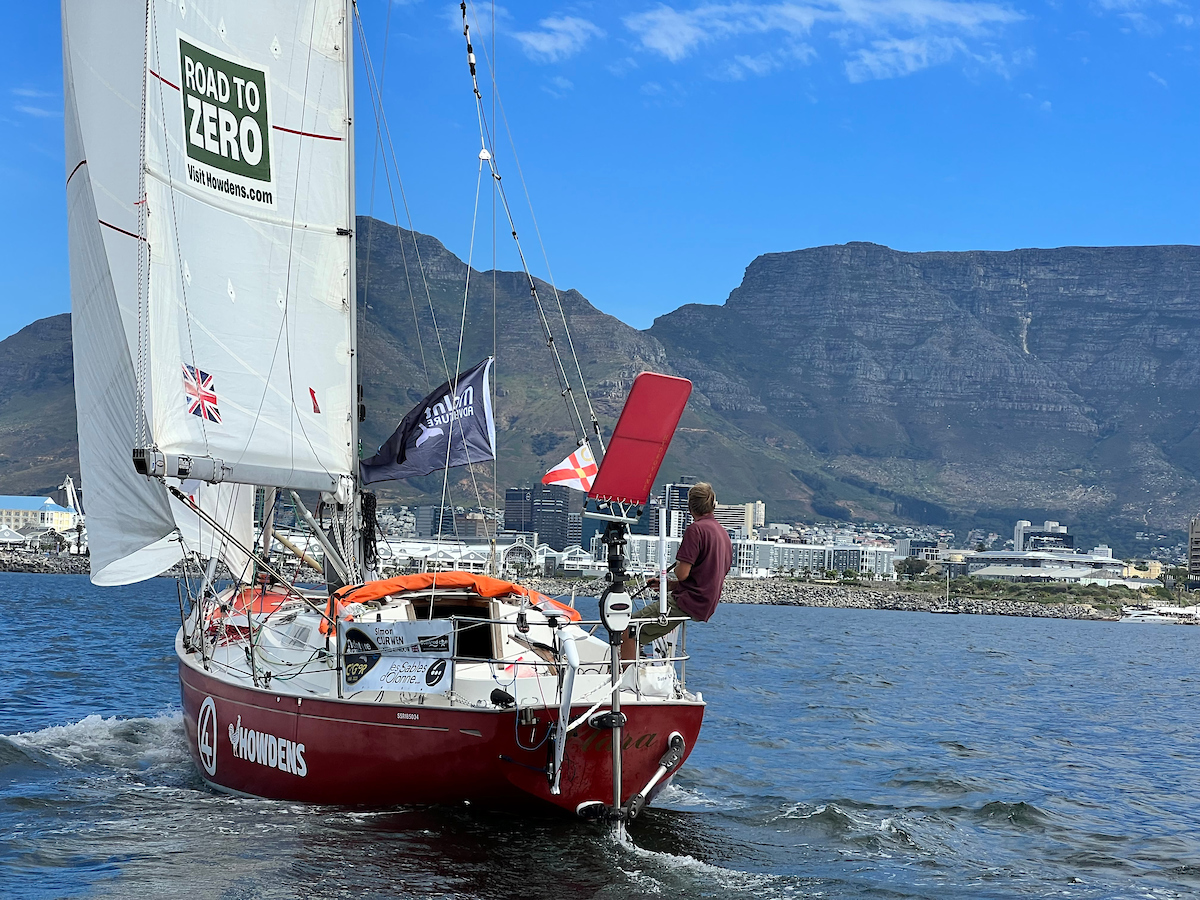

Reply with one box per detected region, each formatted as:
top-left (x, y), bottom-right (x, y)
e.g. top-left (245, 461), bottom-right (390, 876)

top-left (622, 482), bottom-right (733, 660)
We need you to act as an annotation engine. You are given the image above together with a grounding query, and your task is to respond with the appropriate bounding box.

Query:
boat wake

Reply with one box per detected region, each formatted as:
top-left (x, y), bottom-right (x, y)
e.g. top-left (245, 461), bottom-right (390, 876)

top-left (0, 713), bottom-right (188, 777)
top-left (614, 829), bottom-right (786, 898)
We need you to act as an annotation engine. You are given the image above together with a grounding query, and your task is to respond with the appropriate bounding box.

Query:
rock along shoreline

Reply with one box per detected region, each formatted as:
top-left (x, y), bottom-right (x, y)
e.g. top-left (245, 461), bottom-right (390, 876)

top-left (526, 576), bottom-right (1115, 621)
top-left (0, 559), bottom-right (1114, 621)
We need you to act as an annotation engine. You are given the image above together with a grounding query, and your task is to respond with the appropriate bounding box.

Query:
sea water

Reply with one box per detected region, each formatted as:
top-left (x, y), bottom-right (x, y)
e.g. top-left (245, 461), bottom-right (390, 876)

top-left (3, 572), bottom-right (1200, 899)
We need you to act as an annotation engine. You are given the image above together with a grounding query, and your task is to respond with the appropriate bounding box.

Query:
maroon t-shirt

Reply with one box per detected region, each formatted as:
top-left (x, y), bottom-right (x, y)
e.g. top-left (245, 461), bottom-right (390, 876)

top-left (672, 514), bottom-right (733, 622)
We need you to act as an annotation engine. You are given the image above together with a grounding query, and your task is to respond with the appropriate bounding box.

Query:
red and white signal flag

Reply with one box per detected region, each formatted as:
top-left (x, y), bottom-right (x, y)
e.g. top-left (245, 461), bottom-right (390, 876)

top-left (542, 442), bottom-right (598, 492)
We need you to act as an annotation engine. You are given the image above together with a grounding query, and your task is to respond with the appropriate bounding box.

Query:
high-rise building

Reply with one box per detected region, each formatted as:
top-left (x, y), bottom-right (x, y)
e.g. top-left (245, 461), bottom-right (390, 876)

top-left (1014, 519), bottom-right (1072, 551)
top-left (532, 483), bottom-right (571, 551)
top-left (647, 477), bottom-right (697, 538)
top-left (414, 505), bottom-right (455, 538)
top-left (1189, 519), bottom-right (1200, 580)
top-left (713, 501), bottom-right (767, 538)
top-left (504, 488), bottom-right (533, 533)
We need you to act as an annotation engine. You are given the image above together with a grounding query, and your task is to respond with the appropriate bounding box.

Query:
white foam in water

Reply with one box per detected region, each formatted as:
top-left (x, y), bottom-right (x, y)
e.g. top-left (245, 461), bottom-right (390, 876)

top-left (614, 829), bottom-right (784, 896)
top-left (656, 781), bottom-right (721, 809)
top-left (7, 713), bottom-right (187, 773)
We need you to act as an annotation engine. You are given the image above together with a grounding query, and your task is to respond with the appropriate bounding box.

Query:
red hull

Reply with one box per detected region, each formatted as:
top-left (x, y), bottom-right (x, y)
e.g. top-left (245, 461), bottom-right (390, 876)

top-left (179, 659), bottom-right (704, 813)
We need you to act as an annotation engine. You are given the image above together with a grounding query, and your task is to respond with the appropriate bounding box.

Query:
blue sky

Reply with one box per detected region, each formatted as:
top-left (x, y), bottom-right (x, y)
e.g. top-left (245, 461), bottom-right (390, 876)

top-left (2, 1), bottom-right (1196, 341)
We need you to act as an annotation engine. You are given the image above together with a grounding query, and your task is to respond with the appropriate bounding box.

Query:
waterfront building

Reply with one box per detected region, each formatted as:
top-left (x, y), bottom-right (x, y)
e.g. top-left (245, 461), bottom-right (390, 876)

top-left (592, 534), bottom-right (896, 580)
top-left (0, 497), bottom-right (78, 533)
top-left (968, 546), bottom-right (1121, 583)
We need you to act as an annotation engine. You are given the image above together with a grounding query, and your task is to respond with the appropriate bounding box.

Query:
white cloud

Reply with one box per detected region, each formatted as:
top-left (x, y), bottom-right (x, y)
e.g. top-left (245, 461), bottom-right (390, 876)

top-left (11, 88), bottom-right (56, 99)
top-left (1092, 0), bottom-right (1190, 33)
top-left (845, 35), bottom-right (962, 80)
top-left (514, 16), bottom-right (605, 62)
top-left (1148, 70), bottom-right (1168, 86)
top-left (15, 105), bottom-right (59, 118)
top-left (624, 1), bottom-right (1025, 82)
top-left (715, 44), bottom-right (818, 78)
top-left (543, 75), bottom-right (575, 97)
top-left (608, 56), bottom-right (640, 75)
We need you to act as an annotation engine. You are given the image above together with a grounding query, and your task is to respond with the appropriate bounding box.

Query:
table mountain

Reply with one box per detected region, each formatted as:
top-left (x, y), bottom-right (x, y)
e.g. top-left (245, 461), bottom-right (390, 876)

top-left (650, 241), bottom-right (1200, 544)
top-left (7, 224), bottom-right (1199, 549)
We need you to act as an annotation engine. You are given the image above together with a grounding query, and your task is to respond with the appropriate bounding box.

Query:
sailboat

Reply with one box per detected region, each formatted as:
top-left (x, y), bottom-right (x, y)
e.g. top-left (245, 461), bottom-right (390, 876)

top-left (63, 0), bottom-right (705, 819)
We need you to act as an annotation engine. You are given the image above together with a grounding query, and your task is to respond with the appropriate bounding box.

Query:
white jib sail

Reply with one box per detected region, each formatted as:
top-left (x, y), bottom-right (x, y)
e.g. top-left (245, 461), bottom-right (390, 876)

top-left (141, 0), bottom-right (355, 493)
top-left (64, 0), bottom-right (257, 585)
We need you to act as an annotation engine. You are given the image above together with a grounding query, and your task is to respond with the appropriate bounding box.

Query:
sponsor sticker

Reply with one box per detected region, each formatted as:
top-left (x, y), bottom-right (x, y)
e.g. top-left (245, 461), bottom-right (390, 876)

top-left (178, 34), bottom-right (275, 207)
top-left (339, 620), bottom-right (454, 695)
top-left (197, 696), bottom-right (218, 776)
top-left (227, 715), bottom-right (307, 777)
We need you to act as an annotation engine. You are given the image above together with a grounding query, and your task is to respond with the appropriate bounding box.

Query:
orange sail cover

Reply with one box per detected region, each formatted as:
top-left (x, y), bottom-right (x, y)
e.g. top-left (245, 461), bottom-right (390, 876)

top-left (588, 372), bottom-right (692, 506)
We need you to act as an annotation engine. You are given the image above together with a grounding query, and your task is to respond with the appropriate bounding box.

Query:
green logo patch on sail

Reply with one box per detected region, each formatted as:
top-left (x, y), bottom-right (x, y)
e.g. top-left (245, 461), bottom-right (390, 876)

top-left (179, 38), bottom-right (271, 183)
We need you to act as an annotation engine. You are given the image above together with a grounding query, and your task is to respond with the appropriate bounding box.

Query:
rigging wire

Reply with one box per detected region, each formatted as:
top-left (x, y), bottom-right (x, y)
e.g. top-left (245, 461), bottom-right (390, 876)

top-left (435, 155), bottom-right (491, 544)
top-left (491, 0), bottom-right (498, 542)
top-left (354, 4), bottom-right (495, 546)
top-left (352, 8), bottom-right (453, 391)
top-left (459, 4), bottom-right (597, 453)
top-left (464, 1), bottom-right (606, 453)
top-left (357, 1), bottom-right (431, 391)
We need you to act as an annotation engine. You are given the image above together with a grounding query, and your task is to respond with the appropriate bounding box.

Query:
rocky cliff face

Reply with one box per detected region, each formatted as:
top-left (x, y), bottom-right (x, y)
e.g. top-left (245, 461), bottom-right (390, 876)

top-left (0, 314), bottom-right (79, 496)
top-left (355, 217), bottom-right (808, 507)
top-left (650, 242), bottom-right (1200, 538)
top-left (11, 228), bottom-right (1199, 547)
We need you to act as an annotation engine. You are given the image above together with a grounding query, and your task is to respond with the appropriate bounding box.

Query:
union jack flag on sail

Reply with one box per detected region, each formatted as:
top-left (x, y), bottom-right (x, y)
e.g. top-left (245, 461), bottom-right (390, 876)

top-left (182, 364), bottom-right (221, 424)
top-left (542, 442), bottom-right (598, 492)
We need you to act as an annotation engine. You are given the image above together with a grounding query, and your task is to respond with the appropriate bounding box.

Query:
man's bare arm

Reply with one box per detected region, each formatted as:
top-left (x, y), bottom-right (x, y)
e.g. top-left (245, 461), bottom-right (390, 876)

top-left (648, 560), bottom-right (690, 592)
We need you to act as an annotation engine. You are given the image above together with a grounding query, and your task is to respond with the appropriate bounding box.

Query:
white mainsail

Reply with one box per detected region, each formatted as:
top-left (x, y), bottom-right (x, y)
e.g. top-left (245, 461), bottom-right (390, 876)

top-left (140, 0), bottom-right (355, 493)
top-left (63, 0), bottom-right (263, 584)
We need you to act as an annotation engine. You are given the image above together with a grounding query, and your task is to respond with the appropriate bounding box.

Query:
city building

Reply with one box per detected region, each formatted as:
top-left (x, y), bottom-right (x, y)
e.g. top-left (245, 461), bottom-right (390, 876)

top-left (1189, 518), bottom-right (1200, 580)
top-left (894, 538), bottom-right (941, 560)
top-left (0, 496), bottom-right (78, 533)
top-left (454, 512), bottom-right (493, 539)
top-left (368, 533), bottom-right (604, 579)
top-left (643, 477), bottom-right (698, 538)
top-left (413, 505), bottom-right (455, 538)
top-left (713, 501), bottom-right (766, 539)
top-left (592, 534), bottom-right (896, 580)
top-left (532, 487), bottom-right (573, 549)
top-left (968, 546), bottom-right (1120, 582)
top-left (1013, 519), bottom-right (1074, 551)
top-left (504, 488), bottom-right (533, 533)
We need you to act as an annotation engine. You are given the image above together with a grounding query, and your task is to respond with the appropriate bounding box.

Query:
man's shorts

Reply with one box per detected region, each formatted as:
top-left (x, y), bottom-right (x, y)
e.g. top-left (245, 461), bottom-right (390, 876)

top-left (629, 593), bottom-right (692, 645)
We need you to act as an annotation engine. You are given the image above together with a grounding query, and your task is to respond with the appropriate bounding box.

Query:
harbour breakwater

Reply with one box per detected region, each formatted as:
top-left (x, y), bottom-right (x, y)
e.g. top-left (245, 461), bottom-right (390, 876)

top-left (0, 557), bottom-right (1113, 621)
top-left (527, 577), bottom-right (1115, 621)
top-left (0, 551), bottom-right (90, 575)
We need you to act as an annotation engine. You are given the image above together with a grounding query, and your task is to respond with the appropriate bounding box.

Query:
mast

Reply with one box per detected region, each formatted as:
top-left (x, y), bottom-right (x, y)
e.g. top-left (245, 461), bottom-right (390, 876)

top-left (346, 0), bottom-right (363, 576)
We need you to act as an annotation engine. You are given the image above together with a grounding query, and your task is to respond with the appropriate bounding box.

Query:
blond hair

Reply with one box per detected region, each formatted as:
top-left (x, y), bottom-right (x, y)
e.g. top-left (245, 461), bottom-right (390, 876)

top-left (688, 482), bottom-right (716, 517)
